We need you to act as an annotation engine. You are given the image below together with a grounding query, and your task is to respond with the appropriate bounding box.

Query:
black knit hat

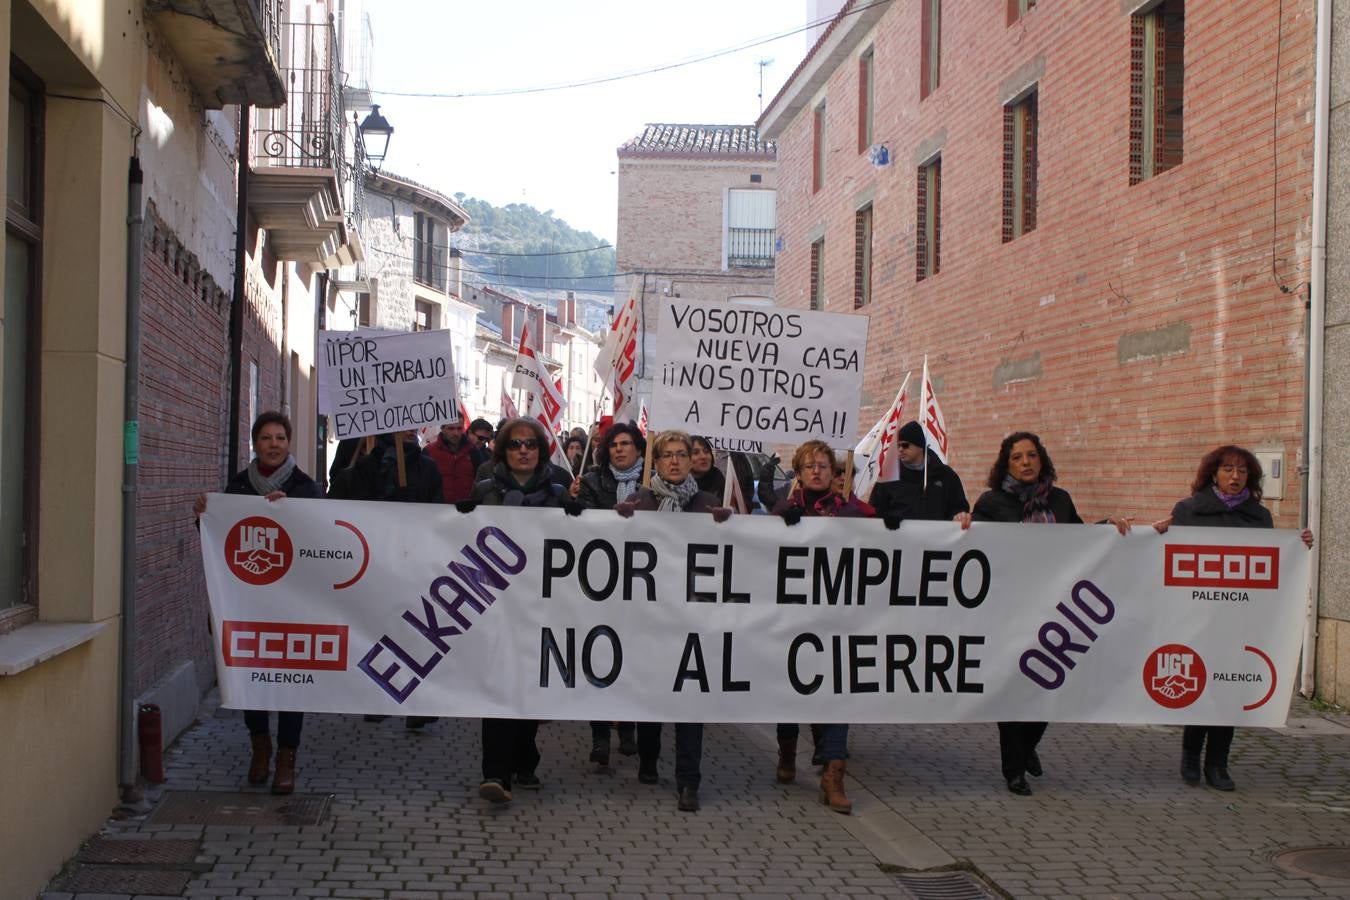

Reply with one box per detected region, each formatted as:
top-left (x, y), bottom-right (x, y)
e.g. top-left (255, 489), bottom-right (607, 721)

top-left (898, 420), bottom-right (926, 447)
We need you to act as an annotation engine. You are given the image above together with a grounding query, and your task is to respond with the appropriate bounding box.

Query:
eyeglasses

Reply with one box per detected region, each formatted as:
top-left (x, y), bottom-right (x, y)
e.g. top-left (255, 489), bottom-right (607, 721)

top-left (1218, 464), bottom-right (1249, 475)
top-left (658, 451), bottom-right (690, 461)
top-left (506, 438), bottom-right (539, 451)
top-left (801, 462), bottom-right (833, 471)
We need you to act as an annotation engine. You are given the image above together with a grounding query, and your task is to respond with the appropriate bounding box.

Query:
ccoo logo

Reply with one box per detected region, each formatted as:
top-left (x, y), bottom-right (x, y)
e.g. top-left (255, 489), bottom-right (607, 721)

top-left (1163, 544), bottom-right (1279, 590)
top-left (224, 516), bottom-right (293, 585)
top-left (1143, 643), bottom-right (1207, 709)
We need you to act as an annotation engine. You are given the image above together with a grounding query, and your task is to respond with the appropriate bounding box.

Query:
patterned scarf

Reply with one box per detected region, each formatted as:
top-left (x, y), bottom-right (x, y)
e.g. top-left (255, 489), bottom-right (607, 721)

top-left (789, 486), bottom-right (849, 517)
top-left (649, 473), bottom-right (701, 512)
top-left (1003, 473), bottom-right (1056, 523)
top-left (610, 459), bottom-right (645, 503)
top-left (1212, 484), bottom-right (1251, 509)
top-left (247, 455), bottom-right (296, 496)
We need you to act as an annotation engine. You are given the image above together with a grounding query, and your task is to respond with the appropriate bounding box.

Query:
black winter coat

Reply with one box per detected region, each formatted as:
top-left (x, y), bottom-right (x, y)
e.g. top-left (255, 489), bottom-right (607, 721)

top-left (577, 467), bottom-right (642, 510)
top-left (972, 484), bottom-right (1082, 524)
top-left (224, 465), bottom-right (322, 499)
top-left (869, 453), bottom-right (969, 522)
top-left (625, 486), bottom-right (720, 513)
top-left (472, 466), bottom-right (567, 507)
top-left (1170, 489), bottom-right (1272, 529)
top-left (328, 437), bottom-right (442, 503)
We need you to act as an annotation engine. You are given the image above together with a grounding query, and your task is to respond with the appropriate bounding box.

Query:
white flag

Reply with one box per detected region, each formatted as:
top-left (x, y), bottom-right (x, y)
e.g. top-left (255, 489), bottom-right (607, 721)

top-left (501, 388), bottom-right (520, 420)
top-left (852, 373), bottom-right (910, 500)
top-left (919, 357), bottom-right (950, 465)
top-left (513, 324), bottom-right (570, 470)
top-left (594, 298), bottom-right (639, 421)
top-left (636, 399), bottom-right (649, 436)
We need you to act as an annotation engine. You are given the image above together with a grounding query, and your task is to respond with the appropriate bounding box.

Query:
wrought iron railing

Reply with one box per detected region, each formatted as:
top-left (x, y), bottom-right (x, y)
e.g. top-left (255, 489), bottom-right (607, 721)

top-left (250, 0), bottom-right (283, 68)
top-left (727, 227), bottom-right (776, 268)
top-left (254, 19), bottom-right (343, 171)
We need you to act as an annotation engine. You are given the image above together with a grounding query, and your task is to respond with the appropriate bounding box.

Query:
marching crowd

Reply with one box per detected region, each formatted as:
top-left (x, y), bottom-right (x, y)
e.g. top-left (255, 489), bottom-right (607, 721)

top-left (195, 411), bottom-right (1313, 813)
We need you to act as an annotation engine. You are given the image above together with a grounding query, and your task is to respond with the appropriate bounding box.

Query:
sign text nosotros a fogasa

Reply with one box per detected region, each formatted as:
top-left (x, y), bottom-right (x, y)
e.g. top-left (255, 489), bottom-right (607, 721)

top-left (198, 496), bottom-right (1309, 725)
top-left (649, 300), bottom-right (869, 448)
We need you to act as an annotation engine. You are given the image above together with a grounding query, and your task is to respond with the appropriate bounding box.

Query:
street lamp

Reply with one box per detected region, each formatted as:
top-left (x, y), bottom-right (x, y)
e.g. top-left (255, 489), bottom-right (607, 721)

top-left (358, 104), bottom-right (394, 170)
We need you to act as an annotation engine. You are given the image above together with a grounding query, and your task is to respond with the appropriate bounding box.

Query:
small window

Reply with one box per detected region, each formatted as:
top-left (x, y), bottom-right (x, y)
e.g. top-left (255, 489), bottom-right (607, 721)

top-left (809, 238), bottom-right (825, 310)
top-left (727, 189), bottom-right (776, 268)
top-left (921, 0), bottom-right (941, 99)
top-left (812, 101), bottom-right (827, 192)
top-left (1007, 0), bottom-right (1036, 25)
top-left (1130, 0), bottom-right (1184, 184)
top-left (413, 212), bottom-right (448, 292)
top-left (414, 298), bottom-right (435, 331)
top-left (356, 291), bottom-right (371, 326)
top-left (917, 157), bottom-right (941, 281)
top-left (1002, 91), bottom-right (1038, 242)
top-left (858, 49), bottom-right (875, 153)
top-left (854, 205), bottom-right (873, 308)
top-left (749, 173), bottom-right (762, 184)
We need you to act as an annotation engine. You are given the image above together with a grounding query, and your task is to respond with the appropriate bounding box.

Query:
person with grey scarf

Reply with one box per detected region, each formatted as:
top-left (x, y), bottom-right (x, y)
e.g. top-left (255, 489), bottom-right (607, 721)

top-left (192, 411), bottom-right (320, 796)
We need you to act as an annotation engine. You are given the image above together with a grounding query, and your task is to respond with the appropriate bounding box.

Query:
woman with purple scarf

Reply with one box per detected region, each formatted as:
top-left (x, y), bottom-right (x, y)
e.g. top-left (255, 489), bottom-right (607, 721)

top-left (1153, 445), bottom-right (1313, 791)
top-left (961, 432), bottom-right (1130, 796)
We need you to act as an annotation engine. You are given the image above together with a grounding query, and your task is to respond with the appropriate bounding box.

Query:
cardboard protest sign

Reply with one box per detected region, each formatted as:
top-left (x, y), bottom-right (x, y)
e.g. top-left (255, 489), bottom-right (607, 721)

top-left (319, 329), bottom-right (460, 440)
top-left (650, 300), bottom-right (868, 448)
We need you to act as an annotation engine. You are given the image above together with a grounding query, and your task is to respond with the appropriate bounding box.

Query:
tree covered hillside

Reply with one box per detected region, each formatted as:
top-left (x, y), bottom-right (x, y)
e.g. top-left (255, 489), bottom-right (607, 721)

top-left (453, 194), bottom-right (616, 293)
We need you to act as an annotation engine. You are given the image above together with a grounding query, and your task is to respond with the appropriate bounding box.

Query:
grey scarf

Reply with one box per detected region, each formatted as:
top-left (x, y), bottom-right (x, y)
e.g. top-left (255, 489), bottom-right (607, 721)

top-left (649, 473), bottom-right (700, 512)
top-left (611, 459), bottom-right (645, 503)
top-left (247, 455), bottom-right (297, 496)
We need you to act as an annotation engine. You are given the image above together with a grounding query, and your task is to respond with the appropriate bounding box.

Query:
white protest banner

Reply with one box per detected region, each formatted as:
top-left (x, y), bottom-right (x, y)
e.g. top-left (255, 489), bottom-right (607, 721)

top-left (650, 300), bottom-right (868, 449)
top-left (319, 329), bottom-right (460, 440)
top-left (919, 357), bottom-right (950, 465)
top-left (201, 494), bottom-right (1307, 726)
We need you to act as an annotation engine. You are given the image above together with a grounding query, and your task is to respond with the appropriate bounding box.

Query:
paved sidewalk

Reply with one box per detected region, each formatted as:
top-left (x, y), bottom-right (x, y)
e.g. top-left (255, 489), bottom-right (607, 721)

top-left (40, 694), bottom-right (1350, 899)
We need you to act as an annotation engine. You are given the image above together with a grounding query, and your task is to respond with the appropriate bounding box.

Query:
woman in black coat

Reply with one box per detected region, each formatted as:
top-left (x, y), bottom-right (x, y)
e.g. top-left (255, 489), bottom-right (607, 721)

top-left (959, 431), bottom-right (1129, 797)
top-left (470, 416), bottom-right (566, 804)
top-left (1153, 444), bottom-right (1313, 791)
top-left (688, 435), bottom-right (725, 499)
top-left (192, 411), bottom-right (320, 795)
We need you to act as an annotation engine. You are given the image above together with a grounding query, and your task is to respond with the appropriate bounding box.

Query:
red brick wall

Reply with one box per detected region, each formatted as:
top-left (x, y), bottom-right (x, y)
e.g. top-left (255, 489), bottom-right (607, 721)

top-left (771, 0), bottom-right (1314, 525)
top-left (135, 206), bottom-right (231, 695)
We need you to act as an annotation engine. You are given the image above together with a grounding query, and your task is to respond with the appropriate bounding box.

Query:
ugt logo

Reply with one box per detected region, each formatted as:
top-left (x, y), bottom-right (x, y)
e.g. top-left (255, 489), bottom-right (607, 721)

top-left (224, 516), bottom-right (293, 585)
top-left (1143, 643), bottom-right (1207, 709)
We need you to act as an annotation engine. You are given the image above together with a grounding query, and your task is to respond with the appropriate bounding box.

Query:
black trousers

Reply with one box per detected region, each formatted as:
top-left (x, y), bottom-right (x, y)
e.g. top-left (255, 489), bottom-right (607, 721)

top-left (1182, 725), bottom-right (1234, 767)
top-left (244, 710), bottom-right (303, 749)
top-left (998, 721), bottom-right (1047, 781)
top-left (481, 718), bottom-right (540, 789)
top-left (636, 723), bottom-right (704, 788)
top-left (590, 721), bottom-right (636, 742)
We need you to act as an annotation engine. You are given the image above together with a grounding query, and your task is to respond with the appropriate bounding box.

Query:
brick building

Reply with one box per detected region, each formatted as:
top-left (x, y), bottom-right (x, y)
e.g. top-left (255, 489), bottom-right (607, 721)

top-left (615, 123), bottom-right (778, 408)
top-left (760, 0), bottom-right (1315, 531)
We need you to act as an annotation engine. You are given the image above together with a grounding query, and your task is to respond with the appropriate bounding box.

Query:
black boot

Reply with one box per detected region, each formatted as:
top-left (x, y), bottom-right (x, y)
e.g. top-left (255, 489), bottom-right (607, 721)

top-left (590, 736), bottom-right (610, 767)
top-left (1204, 764), bottom-right (1235, 791)
top-left (1180, 751), bottom-right (1201, 786)
top-left (617, 724), bottom-right (638, 756)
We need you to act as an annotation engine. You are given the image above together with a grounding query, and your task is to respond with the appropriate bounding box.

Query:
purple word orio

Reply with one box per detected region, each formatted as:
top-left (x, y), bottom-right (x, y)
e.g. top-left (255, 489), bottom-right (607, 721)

top-left (1018, 579), bottom-right (1116, 690)
top-left (358, 526), bottom-right (525, 702)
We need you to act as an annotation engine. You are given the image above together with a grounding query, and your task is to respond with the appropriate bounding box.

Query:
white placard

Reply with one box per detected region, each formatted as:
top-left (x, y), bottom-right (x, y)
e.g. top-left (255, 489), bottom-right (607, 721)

top-left (201, 495), bottom-right (1308, 726)
top-left (319, 329), bottom-right (460, 439)
top-left (649, 300), bottom-right (868, 448)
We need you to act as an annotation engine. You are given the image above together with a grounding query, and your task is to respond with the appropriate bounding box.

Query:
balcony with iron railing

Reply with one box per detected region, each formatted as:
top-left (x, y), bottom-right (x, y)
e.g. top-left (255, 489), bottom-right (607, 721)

top-left (727, 227), bottom-right (777, 268)
top-left (145, 0), bottom-right (286, 108)
top-left (247, 17), bottom-right (362, 268)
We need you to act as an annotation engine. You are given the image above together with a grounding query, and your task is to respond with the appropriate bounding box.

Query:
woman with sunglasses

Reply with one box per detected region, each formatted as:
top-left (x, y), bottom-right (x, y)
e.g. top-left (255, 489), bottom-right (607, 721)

top-left (869, 421), bottom-right (969, 524)
top-left (1153, 445), bottom-right (1313, 791)
top-left (616, 430), bottom-right (729, 812)
top-left (772, 439), bottom-right (872, 814)
top-left (470, 416), bottom-right (568, 804)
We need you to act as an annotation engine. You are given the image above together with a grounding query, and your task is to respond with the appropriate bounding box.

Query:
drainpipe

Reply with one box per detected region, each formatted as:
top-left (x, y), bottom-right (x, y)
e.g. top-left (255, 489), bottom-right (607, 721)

top-left (315, 271), bottom-right (329, 489)
top-left (228, 106), bottom-right (251, 475)
top-left (1301, 0), bottom-right (1330, 697)
top-left (118, 156), bottom-right (144, 801)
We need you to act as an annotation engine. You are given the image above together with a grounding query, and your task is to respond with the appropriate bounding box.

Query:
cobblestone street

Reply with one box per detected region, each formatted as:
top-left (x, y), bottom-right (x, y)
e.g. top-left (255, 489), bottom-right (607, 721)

top-left (38, 695), bottom-right (1350, 900)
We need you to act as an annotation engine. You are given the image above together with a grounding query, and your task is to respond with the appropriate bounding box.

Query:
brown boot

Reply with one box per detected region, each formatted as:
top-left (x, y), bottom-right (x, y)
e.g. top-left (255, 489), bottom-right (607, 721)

top-left (247, 734), bottom-right (271, 785)
top-left (819, 759), bottom-right (852, 814)
top-left (776, 738), bottom-right (797, 783)
top-left (272, 747), bottom-right (296, 794)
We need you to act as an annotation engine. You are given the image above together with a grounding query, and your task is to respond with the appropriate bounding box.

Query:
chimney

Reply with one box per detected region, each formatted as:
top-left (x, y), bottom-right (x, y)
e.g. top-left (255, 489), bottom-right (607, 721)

top-left (565, 291), bottom-right (577, 326)
top-left (501, 303), bottom-right (515, 344)
top-left (531, 307), bottom-right (545, 351)
top-left (449, 248), bottom-right (462, 298)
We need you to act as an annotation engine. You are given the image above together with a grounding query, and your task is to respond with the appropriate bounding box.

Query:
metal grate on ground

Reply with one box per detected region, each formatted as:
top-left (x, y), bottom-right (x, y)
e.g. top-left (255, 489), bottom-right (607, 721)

top-left (79, 836), bottom-right (201, 865)
top-left (49, 866), bottom-right (194, 895)
top-left (147, 790), bottom-right (331, 826)
top-left (1273, 847), bottom-right (1350, 881)
top-left (893, 870), bottom-right (1000, 900)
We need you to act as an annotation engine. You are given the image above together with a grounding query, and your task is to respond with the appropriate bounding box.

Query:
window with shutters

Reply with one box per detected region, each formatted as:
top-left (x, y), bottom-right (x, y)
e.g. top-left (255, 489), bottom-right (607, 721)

top-left (1130, 0), bottom-right (1184, 184)
top-left (412, 211), bottom-right (448, 292)
top-left (812, 101), bottom-right (827, 192)
top-left (854, 205), bottom-right (872, 308)
top-left (809, 238), bottom-right (825, 310)
top-left (1002, 91), bottom-right (1038, 242)
top-left (920, 0), bottom-right (941, 100)
top-left (916, 157), bottom-right (941, 281)
top-left (725, 188), bottom-right (776, 268)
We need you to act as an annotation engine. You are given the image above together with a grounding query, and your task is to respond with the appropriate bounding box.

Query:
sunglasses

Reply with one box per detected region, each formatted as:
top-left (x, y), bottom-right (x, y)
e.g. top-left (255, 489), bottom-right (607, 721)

top-left (506, 438), bottom-right (539, 451)
top-left (898, 442), bottom-right (914, 450)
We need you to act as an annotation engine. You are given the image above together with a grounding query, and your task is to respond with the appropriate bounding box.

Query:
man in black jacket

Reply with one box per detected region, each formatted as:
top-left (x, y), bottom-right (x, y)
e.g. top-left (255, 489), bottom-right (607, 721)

top-left (868, 421), bottom-right (970, 523)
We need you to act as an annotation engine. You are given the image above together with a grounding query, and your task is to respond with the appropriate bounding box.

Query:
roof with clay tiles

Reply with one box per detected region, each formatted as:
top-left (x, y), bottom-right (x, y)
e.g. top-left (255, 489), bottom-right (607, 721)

top-left (617, 124), bottom-right (776, 159)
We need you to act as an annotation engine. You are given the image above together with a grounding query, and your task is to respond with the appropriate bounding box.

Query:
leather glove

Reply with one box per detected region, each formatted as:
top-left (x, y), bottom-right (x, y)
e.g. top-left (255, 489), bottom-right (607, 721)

top-left (562, 499), bottom-right (584, 517)
top-left (455, 499), bottom-right (478, 514)
top-left (883, 515), bottom-right (902, 531)
top-left (781, 506), bottom-right (804, 526)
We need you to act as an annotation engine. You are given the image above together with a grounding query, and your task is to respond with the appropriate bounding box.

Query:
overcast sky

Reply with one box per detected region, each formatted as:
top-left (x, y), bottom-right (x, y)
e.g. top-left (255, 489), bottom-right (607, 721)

top-left (365, 1), bottom-right (813, 243)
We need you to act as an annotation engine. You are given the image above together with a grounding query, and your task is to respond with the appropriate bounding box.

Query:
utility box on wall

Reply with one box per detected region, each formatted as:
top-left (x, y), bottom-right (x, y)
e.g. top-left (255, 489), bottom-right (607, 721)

top-left (1254, 445), bottom-right (1285, 500)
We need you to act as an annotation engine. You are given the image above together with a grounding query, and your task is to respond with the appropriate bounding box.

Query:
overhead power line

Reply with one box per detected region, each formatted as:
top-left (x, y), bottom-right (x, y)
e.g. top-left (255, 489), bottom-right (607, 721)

top-left (371, 0), bottom-right (891, 99)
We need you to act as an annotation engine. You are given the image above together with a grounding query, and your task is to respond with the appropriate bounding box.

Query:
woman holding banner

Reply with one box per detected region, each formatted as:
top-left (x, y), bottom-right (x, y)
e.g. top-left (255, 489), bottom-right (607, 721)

top-left (616, 430), bottom-right (728, 812)
top-left (773, 439), bottom-right (871, 814)
top-left (572, 421), bottom-right (647, 767)
top-left (470, 416), bottom-right (567, 804)
top-left (1153, 445), bottom-right (1313, 791)
top-left (192, 411), bottom-right (320, 795)
top-left (958, 432), bottom-right (1130, 796)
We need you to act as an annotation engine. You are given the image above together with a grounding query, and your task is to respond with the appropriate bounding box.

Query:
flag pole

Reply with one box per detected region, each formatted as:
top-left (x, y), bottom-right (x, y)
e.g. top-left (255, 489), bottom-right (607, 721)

top-left (921, 357), bottom-right (930, 492)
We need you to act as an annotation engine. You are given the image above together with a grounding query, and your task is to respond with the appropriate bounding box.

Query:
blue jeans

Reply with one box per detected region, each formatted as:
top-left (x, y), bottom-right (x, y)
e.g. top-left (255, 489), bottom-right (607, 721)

top-left (777, 722), bottom-right (848, 760)
top-left (637, 722), bottom-right (704, 788)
